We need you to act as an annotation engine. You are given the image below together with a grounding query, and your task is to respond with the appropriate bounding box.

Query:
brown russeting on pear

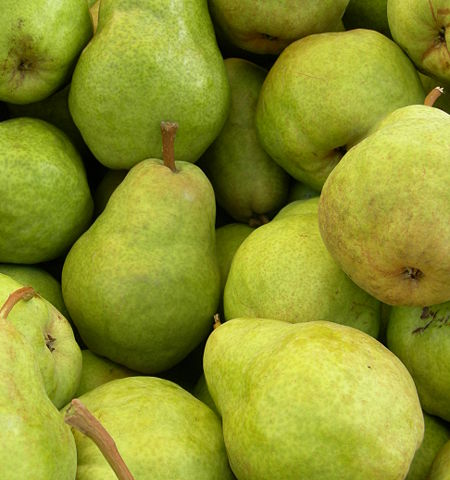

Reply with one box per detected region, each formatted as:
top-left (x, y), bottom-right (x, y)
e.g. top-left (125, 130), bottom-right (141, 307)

top-left (160, 121), bottom-right (179, 173)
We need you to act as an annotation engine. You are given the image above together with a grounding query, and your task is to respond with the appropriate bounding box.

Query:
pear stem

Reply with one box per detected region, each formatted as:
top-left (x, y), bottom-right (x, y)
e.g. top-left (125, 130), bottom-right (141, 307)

top-left (160, 121), bottom-right (179, 173)
top-left (424, 86), bottom-right (444, 107)
top-left (65, 399), bottom-right (135, 480)
top-left (0, 286), bottom-right (36, 321)
top-left (213, 313), bottom-right (222, 330)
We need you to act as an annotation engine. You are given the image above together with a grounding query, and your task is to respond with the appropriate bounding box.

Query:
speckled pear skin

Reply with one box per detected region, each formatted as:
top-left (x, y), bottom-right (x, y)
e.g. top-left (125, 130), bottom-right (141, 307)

top-left (318, 105), bottom-right (450, 307)
top-left (406, 413), bottom-right (450, 480)
top-left (66, 376), bottom-right (235, 480)
top-left (386, 300), bottom-right (450, 422)
top-left (199, 58), bottom-right (290, 223)
top-left (62, 159), bottom-right (220, 373)
top-left (429, 441), bottom-right (450, 480)
top-left (207, 0), bottom-right (349, 55)
top-left (204, 318), bottom-right (424, 480)
top-left (0, 118), bottom-right (93, 264)
top-left (224, 204), bottom-right (380, 337)
top-left (388, 0), bottom-right (450, 84)
top-left (0, 273), bottom-right (81, 408)
top-left (0, 0), bottom-right (92, 104)
top-left (0, 292), bottom-right (77, 480)
top-left (255, 29), bottom-right (425, 190)
top-left (69, 0), bottom-right (231, 169)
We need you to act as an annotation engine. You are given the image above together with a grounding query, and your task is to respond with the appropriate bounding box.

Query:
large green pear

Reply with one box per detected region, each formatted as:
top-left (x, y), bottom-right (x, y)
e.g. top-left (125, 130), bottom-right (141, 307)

top-left (207, 0), bottom-right (349, 55)
top-left (0, 288), bottom-right (77, 479)
top-left (388, 0), bottom-right (450, 83)
top-left (224, 201), bottom-right (380, 337)
top-left (0, 274), bottom-right (81, 408)
top-left (0, 118), bottom-right (93, 264)
top-left (65, 376), bottom-right (235, 479)
top-left (199, 58), bottom-right (290, 224)
top-left (256, 29), bottom-right (425, 190)
top-left (69, 0), bottom-right (230, 169)
top-left (62, 124), bottom-right (220, 373)
top-left (429, 441), bottom-right (450, 480)
top-left (318, 104), bottom-right (450, 306)
top-left (204, 318), bottom-right (424, 480)
top-left (386, 301), bottom-right (450, 421)
top-left (406, 413), bottom-right (450, 480)
top-left (0, 0), bottom-right (92, 104)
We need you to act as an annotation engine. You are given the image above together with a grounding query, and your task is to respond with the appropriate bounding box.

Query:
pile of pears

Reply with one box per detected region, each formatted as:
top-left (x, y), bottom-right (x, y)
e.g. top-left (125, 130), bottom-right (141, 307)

top-left (0, 0), bottom-right (449, 479)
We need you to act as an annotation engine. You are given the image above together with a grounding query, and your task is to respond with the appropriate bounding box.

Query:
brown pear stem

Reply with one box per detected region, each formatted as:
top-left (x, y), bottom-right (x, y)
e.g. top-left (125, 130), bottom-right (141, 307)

top-left (65, 399), bottom-right (135, 480)
top-left (213, 313), bottom-right (222, 330)
top-left (160, 121), bottom-right (179, 172)
top-left (424, 86), bottom-right (444, 107)
top-left (0, 286), bottom-right (36, 320)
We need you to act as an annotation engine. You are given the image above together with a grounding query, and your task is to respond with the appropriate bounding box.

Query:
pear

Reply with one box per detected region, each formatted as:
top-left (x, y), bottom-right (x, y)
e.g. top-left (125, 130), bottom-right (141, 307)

top-left (69, 0), bottom-right (230, 169)
top-left (386, 300), bottom-right (450, 421)
top-left (318, 104), bottom-right (450, 306)
top-left (343, 0), bottom-right (391, 37)
top-left (287, 180), bottom-right (320, 203)
top-left (0, 273), bottom-right (81, 408)
top-left (64, 376), bottom-right (235, 479)
top-left (406, 413), bottom-right (450, 480)
top-left (204, 318), bottom-right (424, 480)
top-left (207, 0), bottom-right (349, 55)
top-left (224, 202), bottom-right (380, 337)
top-left (388, 0), bottom-right (450, 84)
top-left (0, 263), bottom-right (69, 317)
top-left (0, 117), bottom-right (93, 264)
top-left (0, 0), bottom-right (92, 104)
top-left (0, 287), bottom-right (77, 479)
top-left (429, 441), bottom-right (450, 480)
top-left (256, 29), bottom-right (425, 190)
top-left (62, 123), bottom-right (220, 373)
top-left (75, 350), bottom-right (136, 397)
top-left (193, 373), bottom-right (219, 415)
top-left (199, 58), bottom-right (290, 224)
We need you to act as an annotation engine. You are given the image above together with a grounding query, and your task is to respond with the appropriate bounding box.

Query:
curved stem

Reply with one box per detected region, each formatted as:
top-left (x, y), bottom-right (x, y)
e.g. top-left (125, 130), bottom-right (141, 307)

top-left (65, 399), bottom-right (135, 480)
top-left (424, 86), bottom-right (444, 107)
top-left (160, 121), bottom-right (179, 172)
top-left (0, 286), bottom-right (36, 321)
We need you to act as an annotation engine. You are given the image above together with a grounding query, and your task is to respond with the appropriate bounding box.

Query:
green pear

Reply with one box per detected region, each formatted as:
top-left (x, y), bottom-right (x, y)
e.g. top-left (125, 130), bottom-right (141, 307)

top-left (62, 123), bottom-right (220, 373)
top-left (0, 274), bottom-right (81, 408)
top-left (0, 263), bottom-right (69, 317)
top-left (256, 29), bottom-right (425, 190)
top-left (193, 373), bottom-right (219, 415)
top-left (75, 350), bottom-right (136, 397)
top-left (343, 0), bottom-right (391, 37)
top-left (199, 58), bottom-right (290, 224)
top-left (287, 180), bottom-right (320, 203)
top-left (204, 318), bottom-right (424, 480)
top-left (69, 0), bottom-right (230, 169)
top-left (0, 117), bottom-right (93, 264)
top-left (429, 441), bottom-right (450, 480)
top-left (388, 0), bottom-right (450, 83)
top-left (207, 0), bottom-right (349, 55)
top-left (0, 0), bottom-right (92, 104)
top-left (318, 104), bottom-right (450, 306)
top-left (273, 196), bottom-right (320, 220)
top-left (0, 287), bottom-right (77, 479)
top-left (406, 413), bottom-right (450, 480)
top-left (386, 301), bottom-right (450, 421)
top-left (224, 203), bottom-right (380, 337)
top-left (93, 169), bottom-right (127, 216)
top-left (65, 376), bottom-right (234, 479)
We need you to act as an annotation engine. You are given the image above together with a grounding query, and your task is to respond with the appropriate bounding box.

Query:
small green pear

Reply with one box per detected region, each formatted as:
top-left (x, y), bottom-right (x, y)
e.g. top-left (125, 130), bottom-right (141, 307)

top-left (0, 117), bottom-right (93, 264)
top-left (224, 203), bottom-right (380, 337)
top-left (199, 58), bottom-right (290, 224)
top-left (386, 301), bottom-right (450, 421)
top-left (0, 0), bottom-right (92, 104)
top-left (65, 376), bottom-right (234, 479)
top-left (318, 104), bottom-right (450, 306)
top-left (204, 318), bottom-right (424, 480)
top-left (429, 440), bottom-right (450, 480)
top-left (0, 287), bottom-right (77, 479)
top-left (256, 29), bottom-right (425, 189)
top-left (62, 123), bottom-right (220, 373)
top-left (69, 0), bottom-right (230, 169)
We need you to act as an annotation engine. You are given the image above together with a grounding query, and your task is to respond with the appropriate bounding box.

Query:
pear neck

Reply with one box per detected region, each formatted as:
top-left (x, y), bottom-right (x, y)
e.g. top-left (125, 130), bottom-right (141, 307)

top-left (160, 121), bottom-right (179, 173)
